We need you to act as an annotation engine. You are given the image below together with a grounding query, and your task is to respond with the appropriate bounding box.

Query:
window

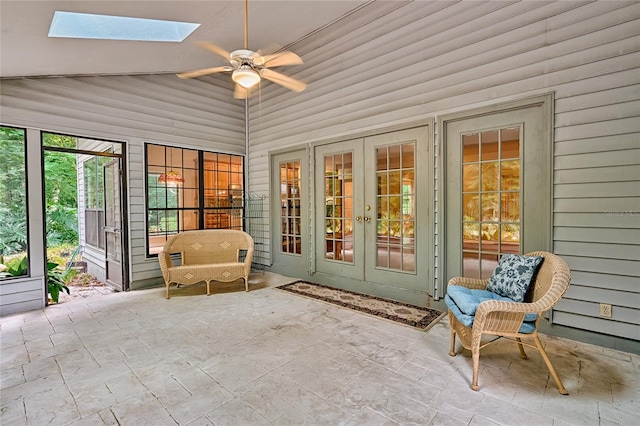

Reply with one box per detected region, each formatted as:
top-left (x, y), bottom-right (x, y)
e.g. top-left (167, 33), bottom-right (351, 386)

top-left (145, 144), bottom-right (244, 256)
top-left (83, 156), bottom-right (109, 249)
top-left (0, 127), bottom-right (28, 279)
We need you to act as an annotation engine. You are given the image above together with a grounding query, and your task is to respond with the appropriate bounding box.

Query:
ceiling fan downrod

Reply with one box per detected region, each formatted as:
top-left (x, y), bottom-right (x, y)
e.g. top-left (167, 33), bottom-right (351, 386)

top-left (244, 0), bottom-right (249, 50)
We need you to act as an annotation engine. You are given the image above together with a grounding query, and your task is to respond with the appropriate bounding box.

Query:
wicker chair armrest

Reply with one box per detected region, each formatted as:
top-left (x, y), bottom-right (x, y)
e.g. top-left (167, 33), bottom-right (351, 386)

top-left (475, 299), bottom-right (542, 318)
top-left (448, 276), bottom-right (489, 290)
top-left (158, 250), bottom-right (173, 280)
top-left (471, 299), bottom-right (541, 336)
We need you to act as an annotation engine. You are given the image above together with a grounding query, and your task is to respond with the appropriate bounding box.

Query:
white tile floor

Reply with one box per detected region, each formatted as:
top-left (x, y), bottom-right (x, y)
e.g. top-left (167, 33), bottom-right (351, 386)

top-left (1, 272), bottom-right (638, 425)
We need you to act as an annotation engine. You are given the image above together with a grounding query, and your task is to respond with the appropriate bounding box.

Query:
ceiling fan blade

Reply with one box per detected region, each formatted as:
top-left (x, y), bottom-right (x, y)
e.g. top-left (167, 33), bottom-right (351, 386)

top-left (177, 66), bottom-right (232, 79)
top-left (261, 51), bottom-right (303, 68)
top-left (260, 68), bottom-right (307, 92)
top-left (196, 41), bottom-right (231, 60)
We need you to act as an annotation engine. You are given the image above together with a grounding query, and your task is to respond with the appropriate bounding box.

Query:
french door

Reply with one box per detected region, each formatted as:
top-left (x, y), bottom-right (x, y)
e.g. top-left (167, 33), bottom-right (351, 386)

top-left (314, 127), bottom-right (430, 295)
top-left (443, 97), bottom-right (552, 289)
top-left (270, 149), bottom-right (310, 278)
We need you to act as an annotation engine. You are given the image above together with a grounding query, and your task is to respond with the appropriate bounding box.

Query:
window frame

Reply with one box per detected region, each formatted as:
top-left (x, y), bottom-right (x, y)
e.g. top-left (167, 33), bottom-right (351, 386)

top-left (144, 143), bottom-right (245, 257)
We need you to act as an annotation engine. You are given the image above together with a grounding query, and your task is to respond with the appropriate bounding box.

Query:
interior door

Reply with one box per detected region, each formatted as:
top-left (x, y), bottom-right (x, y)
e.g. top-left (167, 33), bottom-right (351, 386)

top-left (315, 127), bottom-right (430, 293)
top-left (443, 101), bottom-right (551, 288)
top-left (103, 159), bottom-right (125, 291)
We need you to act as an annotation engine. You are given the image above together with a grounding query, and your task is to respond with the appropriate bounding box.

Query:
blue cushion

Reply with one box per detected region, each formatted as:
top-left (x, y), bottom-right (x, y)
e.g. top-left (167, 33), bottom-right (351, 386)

top-left (485, 254), bottom-right (544, 302)
top-left (447, 285), bottom-right (508, 316)
top-left (446, 286), bottom-right (538, 334)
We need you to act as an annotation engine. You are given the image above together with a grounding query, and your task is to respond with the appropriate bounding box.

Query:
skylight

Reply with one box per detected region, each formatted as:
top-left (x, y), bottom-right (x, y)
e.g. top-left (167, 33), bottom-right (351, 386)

top-left (48, 11), bottom-right (200, 42)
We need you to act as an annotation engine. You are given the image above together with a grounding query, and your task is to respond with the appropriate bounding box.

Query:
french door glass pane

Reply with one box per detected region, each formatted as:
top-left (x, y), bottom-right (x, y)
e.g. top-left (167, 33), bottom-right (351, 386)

top-left (375, 143), bottom-right (415, 272)
top-left (324, 153), bottom-right (352, 261)
top-left (280, 161), bottom-right (301, 254)
top-left (462, 126), bottom-right (521, 279)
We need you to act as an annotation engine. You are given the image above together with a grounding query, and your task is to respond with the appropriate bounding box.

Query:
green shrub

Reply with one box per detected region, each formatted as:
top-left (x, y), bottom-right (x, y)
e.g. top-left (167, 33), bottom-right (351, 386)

top-left (0, 255), bottom-right (28, 278)
top-left (47, 261), bottom-right (69, 303)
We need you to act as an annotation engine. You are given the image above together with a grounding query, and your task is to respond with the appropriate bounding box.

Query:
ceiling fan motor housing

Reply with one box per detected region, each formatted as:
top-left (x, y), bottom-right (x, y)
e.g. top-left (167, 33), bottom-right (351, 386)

top-left (230, 49), bottom-right (264, 69)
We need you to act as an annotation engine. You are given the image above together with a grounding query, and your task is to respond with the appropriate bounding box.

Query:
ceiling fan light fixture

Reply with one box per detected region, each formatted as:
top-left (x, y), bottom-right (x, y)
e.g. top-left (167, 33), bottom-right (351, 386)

top-left (232, 65), bottom-right (260, 88)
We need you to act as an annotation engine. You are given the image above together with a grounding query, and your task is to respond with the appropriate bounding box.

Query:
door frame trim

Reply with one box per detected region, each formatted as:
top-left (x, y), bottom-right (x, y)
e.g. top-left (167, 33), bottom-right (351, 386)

top-left (41, 135), bottom-right (129, 296)
top-left (437, 93), bottom-right (554, 300)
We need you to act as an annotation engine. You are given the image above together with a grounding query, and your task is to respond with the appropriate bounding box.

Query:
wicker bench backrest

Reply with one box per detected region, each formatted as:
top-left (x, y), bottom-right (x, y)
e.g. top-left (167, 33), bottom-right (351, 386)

top-left (164, 230), bottom-right (253, 266)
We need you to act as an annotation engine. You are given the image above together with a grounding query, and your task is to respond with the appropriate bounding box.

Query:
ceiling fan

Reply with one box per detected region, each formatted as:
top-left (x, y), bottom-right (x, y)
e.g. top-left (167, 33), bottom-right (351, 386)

top-left (177, 0), bottom-right (307, 99)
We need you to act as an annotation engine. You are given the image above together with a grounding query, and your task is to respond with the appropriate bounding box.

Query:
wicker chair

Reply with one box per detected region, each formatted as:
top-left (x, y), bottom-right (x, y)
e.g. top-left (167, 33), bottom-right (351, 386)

top-left (159, 229), bottom-right (254, 299)
top-left (447, 251), bottom-right (571, 394)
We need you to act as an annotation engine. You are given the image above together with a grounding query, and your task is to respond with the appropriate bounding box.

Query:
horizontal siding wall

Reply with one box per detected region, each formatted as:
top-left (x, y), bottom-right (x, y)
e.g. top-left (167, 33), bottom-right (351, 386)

top-left (0, 278), bottom-right (44, 316)
top-left (0, 74), bottom-right (245, 293)
top-left (247, 1), bottom-right (640, 342)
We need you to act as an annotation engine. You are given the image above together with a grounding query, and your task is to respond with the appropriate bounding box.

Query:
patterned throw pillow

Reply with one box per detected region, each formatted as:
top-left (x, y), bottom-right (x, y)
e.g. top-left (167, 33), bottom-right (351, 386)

top-left (486, 254), bottom-right (544, 302)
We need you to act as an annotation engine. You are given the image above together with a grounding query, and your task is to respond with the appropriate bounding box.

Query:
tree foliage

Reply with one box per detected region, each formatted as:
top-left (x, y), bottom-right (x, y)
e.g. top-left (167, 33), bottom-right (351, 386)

top-left (0, 129), bottom-right (80, 258)
top-left (0, 127), bottom-right (28, 256)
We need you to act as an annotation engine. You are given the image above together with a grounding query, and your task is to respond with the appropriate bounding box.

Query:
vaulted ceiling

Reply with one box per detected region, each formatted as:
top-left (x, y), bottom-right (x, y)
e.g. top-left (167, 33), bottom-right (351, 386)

top-left (0, 0), bottom-right (370, 78)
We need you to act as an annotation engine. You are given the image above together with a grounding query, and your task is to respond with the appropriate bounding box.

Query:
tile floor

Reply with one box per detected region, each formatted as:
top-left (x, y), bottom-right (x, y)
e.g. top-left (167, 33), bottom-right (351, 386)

top-left (1, 272), bottom-right (638, 425)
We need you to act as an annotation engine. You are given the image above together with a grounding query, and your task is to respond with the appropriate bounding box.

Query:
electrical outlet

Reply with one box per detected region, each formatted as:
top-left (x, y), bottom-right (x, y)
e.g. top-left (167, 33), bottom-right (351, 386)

top-left (599, 303), bottom-right (612, 318)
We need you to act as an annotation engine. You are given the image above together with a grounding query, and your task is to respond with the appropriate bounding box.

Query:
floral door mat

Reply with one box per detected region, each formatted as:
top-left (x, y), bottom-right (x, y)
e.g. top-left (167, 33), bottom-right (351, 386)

top-left (277, 281), bottom-right (445, 331)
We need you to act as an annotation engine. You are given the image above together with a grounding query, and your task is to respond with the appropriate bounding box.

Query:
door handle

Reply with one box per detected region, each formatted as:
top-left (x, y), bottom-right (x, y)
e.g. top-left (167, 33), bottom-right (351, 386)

top-left (363, 216), bottom-right (371, 222)
top-left (356, 216), bottom-right (362, 222)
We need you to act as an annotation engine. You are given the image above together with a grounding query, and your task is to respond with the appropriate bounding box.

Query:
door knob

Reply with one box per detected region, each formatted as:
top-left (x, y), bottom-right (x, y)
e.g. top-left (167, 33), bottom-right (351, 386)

top-left (364, 216), bottom-right (371, 222)
top-left (356, 216), bottom-right (362, 222)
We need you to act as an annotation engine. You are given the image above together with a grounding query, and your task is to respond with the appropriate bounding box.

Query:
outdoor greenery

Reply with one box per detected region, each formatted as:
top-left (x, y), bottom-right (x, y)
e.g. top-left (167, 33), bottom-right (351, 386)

top-left (47, 261), bottom-right (70, 303)
top-left (0, 128), bottom-right (80, 282)
top-left (43, 133), bottom-right (79, 246)
top-left (0, 128), bottom-right (28, 257)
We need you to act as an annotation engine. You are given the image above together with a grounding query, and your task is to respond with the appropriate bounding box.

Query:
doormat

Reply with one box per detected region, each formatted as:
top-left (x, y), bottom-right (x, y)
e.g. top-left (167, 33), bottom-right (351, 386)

top-left (277, 281), bottom-right (444, 331)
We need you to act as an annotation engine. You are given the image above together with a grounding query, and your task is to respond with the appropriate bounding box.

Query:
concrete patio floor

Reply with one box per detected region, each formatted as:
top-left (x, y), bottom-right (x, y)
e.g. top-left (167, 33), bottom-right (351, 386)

top-left (1, 272), bottom-right (638, 425)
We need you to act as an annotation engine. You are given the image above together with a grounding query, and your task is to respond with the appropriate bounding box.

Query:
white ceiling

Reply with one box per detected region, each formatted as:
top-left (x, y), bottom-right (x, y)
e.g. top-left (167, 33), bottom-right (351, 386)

top-left (0, 0), bottom-right (369, 78)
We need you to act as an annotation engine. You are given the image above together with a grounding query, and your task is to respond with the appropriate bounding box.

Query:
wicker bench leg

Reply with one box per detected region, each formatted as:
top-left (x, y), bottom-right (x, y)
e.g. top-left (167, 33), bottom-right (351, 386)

top-left (534, 334), bottom-right (569, 395)
top-left (516, 337), bottom-right (528, 359)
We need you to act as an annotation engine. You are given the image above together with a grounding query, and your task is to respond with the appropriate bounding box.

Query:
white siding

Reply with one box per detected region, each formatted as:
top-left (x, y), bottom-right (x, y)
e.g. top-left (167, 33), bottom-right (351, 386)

top-left (0, 74), bottom-right (245, 297)
top-left (0, 278), bottom-right (44, 316)
top-left (247, 1), bottom-right (640, 341)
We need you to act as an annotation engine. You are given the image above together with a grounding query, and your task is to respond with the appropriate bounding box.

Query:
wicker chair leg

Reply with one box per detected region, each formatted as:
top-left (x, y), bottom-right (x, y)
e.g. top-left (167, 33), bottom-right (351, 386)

top-left (516, 337), bottom-right (528, 359)
top-left (206, 280), bottom-right (211, 296)
top-left (165, 282), bottom-right (170, 299)
top-left (244, 276), bottom-right (249, 292)
top-left (449, 327), bottom-right (457, 357)
top-left (471, 347), bottom-right (480, 391)
top-left (533, 334), bottom-right (569, 395)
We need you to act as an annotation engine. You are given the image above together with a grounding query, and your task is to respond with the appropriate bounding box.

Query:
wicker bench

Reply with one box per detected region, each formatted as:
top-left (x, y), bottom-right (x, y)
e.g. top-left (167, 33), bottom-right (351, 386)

top-left (158, 229), bottom-right (254, 299)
